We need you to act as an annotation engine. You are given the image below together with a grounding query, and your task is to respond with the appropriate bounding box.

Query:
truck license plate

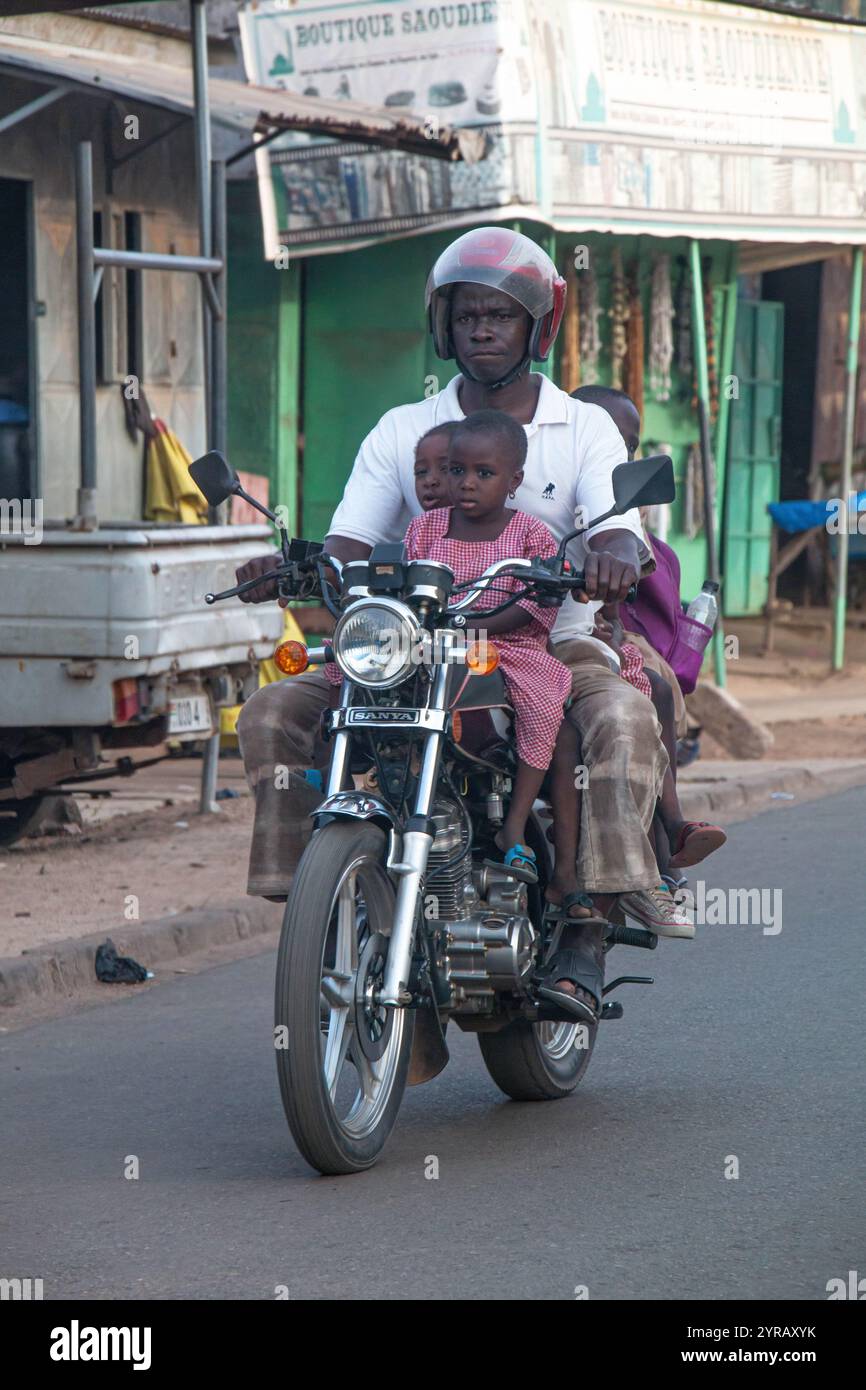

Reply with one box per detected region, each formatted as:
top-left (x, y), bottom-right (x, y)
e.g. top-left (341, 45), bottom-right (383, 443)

top-left (168, 694), bottom-right (213, 736)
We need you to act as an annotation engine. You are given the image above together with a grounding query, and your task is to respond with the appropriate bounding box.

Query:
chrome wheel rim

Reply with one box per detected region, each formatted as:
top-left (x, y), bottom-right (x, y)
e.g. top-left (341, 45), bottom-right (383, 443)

top-left (536, 1020), bottom-right (583, 1060)
top-left (319, 858), bottom-right (405, 1140)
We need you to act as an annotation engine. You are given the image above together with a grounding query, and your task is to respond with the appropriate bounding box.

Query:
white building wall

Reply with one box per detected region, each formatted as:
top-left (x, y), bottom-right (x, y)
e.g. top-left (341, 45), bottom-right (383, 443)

top-left (0, 69), bottom-right (207, 521)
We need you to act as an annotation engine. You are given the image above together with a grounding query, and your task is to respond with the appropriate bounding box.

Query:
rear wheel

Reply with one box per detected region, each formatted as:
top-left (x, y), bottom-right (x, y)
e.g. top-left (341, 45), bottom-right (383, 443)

top-left (275, 821), bottom-right (414, 1175)
top-left (478, 1016), bottom-right (597, 1101)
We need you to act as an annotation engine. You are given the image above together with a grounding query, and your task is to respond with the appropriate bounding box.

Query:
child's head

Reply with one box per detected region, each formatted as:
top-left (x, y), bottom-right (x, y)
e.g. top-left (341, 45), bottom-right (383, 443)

top-left (571, 385), bottom-right (640, 460)
top-left (414, 422), bottom-right (460, 510)
top-left (447, 408), bottom-right (528, 523)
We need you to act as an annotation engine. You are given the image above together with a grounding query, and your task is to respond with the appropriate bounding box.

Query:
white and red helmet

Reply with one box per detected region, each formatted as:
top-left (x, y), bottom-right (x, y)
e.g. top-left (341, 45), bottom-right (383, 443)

top-left (425, 226), bottom-right (566, 364)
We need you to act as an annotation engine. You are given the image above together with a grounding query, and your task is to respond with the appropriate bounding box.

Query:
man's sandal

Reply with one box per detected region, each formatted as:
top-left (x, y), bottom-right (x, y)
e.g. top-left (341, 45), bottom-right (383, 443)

top-left (534, 945), bottom-right (603, 1026)
top-left (669, 821), bottom-right (727, 869)
top-left (543, 890), bottom-right (596, 922)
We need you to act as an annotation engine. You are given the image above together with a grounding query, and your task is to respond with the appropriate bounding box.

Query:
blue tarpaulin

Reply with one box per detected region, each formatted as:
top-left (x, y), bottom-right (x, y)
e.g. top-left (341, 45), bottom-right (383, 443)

top-left (768, 494), bottom-right (866, 533)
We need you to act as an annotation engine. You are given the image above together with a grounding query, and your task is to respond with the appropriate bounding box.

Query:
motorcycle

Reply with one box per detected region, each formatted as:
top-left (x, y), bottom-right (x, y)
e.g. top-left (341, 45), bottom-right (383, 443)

top-left (191, 450), bottom-right (676, 1175)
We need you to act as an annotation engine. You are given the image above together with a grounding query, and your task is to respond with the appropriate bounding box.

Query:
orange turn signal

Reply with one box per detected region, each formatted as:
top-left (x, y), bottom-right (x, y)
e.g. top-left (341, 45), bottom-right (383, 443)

top-left (465, 640), bottom-right (499, 676)
top-left (273, 640), bottom-right (309, 676)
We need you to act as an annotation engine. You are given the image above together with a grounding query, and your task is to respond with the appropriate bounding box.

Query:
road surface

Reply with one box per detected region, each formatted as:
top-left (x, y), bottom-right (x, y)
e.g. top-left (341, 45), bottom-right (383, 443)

top-left (2, 788), bottom-right (863, 1300)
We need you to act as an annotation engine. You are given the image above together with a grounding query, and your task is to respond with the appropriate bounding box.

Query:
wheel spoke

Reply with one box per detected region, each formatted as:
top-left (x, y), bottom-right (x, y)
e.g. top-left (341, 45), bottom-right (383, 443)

top-left (323, 1005), bottom-right (354, 1099)
top-left (320, 873), bottom-right (362, 1099)
top-left (320, 969), bottom-right (353, 1010)
top-left (347, 1032), bottom-right (380, 1107)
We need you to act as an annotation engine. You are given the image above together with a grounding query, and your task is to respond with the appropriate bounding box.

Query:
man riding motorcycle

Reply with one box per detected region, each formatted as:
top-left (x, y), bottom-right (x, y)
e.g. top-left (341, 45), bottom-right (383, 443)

top-left (234, 227), bottom-right (685, 1019)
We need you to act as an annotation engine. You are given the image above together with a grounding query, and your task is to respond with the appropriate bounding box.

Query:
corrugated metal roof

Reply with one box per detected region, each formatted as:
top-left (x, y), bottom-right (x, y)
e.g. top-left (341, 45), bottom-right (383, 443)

top-left (0, 27), bottom-right (484, 162)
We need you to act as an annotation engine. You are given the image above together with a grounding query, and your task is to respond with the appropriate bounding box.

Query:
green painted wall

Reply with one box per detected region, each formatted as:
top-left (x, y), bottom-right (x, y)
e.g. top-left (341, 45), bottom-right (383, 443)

top-left (227, 182), bottom-right (301, 529)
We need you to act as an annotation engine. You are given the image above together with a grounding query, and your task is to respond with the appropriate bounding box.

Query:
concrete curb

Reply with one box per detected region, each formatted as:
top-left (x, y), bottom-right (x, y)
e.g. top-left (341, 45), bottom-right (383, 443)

top-left (679, 760), bottom-right (866, 824)
top-left (0, 899), bottom-right (282, 1010)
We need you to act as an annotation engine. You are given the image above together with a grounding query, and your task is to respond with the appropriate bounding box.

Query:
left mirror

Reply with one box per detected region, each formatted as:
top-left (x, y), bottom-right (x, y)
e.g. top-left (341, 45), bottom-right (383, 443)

top-left (189, 451), bottom-right (239, 507)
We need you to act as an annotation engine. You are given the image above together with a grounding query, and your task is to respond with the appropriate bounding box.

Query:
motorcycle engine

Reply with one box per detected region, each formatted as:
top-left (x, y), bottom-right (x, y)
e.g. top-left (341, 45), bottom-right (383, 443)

top-left (424, 798), bottom-right (538, 1010)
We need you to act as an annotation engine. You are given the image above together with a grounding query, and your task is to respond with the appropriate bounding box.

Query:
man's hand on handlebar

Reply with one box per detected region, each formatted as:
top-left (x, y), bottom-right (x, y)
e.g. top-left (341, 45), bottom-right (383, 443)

top-left (578, 530), bottom-right (641, 604)
top-left (235, 552), bottom-right (285, 605)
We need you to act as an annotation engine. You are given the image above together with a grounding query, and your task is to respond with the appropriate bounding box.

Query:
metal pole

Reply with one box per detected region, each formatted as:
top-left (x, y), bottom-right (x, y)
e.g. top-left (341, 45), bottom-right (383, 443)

top-left (74, 141), bottom-right (98, 529)
top-left (191, 0), bottom-right (213, 448)
top-left (689, 241), bottom-right (721, 683)
top-left (710, 245), bottom-right (740, 688)
top-left (198, 718), bottom-right (222, 816)
top-left (832, 244), bottom-right (863, 671)
top-left (211, 159), bottom-right (227, 461)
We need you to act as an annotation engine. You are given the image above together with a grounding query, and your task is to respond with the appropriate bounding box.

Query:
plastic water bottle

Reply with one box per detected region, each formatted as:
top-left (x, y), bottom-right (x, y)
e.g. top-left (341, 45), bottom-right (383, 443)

top-left (686, 581), bottom-right (719, 632)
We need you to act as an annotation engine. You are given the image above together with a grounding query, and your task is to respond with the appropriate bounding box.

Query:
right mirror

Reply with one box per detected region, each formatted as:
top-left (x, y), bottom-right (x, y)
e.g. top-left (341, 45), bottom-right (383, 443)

top-left (612, 454), bottom-right (676, 513)
top-left (189, 450), bottom-right (240, 507)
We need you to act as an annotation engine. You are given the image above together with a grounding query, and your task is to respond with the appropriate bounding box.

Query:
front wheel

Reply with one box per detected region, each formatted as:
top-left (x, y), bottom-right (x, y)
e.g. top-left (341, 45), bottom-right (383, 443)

top-left (275, 821), bottom-right (414, 1175)
top-left (478, 1017), bottom-right (597, 1101)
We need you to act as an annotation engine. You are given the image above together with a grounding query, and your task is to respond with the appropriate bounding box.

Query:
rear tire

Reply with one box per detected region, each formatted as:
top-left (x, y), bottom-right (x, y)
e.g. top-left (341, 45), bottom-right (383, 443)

top-left (275, 821), bottom-right (414, 1175)
top-left (478, 1017), bottom-right (597, 1101)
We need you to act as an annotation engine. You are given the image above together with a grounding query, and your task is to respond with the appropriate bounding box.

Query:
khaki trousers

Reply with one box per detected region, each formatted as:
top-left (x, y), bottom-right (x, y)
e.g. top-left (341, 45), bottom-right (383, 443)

top-left (237, 640), bottom-right (667, 897)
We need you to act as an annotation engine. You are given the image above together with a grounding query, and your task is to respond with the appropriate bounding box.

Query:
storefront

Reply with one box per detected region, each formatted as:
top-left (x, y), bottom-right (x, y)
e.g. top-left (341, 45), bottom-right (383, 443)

top-left (228, 0), bottom-right (866, 661)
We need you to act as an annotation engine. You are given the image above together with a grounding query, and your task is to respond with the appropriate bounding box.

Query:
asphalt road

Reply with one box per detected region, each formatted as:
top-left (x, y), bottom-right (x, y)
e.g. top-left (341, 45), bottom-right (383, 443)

top-left (2, 788), bottom-right (864, 1301)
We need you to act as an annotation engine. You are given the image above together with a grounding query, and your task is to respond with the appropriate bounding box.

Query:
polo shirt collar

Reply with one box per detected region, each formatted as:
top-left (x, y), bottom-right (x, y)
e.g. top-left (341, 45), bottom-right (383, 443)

top-left (439, 370), bottom-right (568, 428)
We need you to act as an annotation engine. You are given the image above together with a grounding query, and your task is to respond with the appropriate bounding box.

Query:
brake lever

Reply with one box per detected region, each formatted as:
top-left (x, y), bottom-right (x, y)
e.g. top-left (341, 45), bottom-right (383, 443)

top-left (205, 566), bottom-right (288, 604)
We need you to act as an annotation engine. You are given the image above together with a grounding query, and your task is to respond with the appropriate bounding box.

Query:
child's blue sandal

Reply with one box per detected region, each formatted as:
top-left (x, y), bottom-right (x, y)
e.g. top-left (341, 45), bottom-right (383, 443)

top-left (502, 843), bottom-right (538, 884)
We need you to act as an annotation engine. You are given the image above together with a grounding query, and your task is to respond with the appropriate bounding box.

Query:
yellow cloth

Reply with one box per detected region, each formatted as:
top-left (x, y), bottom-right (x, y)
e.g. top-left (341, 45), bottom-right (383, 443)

top-left (145, 420), bottom-right (208, 524)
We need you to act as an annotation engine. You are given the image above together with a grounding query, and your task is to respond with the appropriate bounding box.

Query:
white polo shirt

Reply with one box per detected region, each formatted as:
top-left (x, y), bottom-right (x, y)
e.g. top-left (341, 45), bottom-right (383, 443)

top-left (328, 372), bottom-right (648, 648)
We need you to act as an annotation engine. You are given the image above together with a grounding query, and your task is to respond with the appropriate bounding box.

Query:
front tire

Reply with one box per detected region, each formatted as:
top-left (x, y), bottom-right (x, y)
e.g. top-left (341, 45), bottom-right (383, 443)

top-left (478, 1017), bottom-right (597, 1101)
top-left (275, 821), bottom-right (414, 1175)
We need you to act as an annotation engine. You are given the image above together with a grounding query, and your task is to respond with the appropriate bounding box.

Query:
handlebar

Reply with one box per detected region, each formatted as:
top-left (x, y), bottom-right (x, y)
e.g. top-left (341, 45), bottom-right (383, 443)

top-left (206, 551), bottom-right (635, 612)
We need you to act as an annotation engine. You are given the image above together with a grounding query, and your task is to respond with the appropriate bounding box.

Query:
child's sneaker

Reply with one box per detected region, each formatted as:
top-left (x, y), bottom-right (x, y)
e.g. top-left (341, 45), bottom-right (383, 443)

top-left (619, 883), bottom-right (695, 938)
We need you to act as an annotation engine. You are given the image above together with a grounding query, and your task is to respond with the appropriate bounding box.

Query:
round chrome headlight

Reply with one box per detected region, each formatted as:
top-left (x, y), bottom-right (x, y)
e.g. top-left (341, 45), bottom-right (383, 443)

top-left (333, 599), bottom-right (421, 689)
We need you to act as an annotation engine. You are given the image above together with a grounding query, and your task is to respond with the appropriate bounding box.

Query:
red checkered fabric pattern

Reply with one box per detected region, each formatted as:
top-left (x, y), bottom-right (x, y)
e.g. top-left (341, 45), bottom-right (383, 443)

top-left (403, 507), bottom-right (572, 770)
top-left (619, 641), bottom-right (653, 699)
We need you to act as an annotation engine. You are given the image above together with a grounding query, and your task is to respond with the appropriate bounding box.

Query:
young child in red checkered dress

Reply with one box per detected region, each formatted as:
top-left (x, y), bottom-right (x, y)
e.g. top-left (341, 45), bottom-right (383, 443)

top-left (404, 412), bottom-right (573, 881)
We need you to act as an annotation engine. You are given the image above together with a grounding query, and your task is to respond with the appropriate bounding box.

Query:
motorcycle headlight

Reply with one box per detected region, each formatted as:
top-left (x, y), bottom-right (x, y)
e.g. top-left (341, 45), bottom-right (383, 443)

top-left (333, 600), bottom-right (421, 689)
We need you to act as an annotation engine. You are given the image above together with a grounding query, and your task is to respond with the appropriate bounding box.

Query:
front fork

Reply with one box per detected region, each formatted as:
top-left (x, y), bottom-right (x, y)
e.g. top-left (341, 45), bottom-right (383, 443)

top-left (324, 644), bottom-right (452, 1008)
top-left (380, 649), bottom-right (452, 1005)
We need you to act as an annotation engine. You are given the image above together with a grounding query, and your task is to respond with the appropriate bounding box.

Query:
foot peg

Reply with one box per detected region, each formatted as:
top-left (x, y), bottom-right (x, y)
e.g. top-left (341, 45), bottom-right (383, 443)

top-left (601, 1001), bottom-right (624, 1020)
top-left (481, 856), bottom-right (537, 885)
top-left (605, 924), bottom-right (658, 950)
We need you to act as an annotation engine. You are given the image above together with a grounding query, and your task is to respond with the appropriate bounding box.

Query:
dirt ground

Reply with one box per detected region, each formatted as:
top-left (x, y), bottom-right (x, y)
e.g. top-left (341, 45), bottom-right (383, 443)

top-left (698, 713), bottom-right (866, 761)
top-left (0, 795), bottom-right (255, 957)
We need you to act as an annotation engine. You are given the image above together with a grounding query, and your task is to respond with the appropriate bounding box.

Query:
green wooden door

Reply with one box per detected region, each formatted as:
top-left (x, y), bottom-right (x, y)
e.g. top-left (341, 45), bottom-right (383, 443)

top-left (723, 299), bottom-right (784, 616)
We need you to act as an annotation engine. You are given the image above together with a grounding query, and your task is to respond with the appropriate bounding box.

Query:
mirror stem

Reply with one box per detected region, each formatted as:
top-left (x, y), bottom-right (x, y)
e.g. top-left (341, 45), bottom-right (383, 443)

top-left (230, 482), bottom-right (291, 562)
top-left (556, 503), bottom-right (616, 558)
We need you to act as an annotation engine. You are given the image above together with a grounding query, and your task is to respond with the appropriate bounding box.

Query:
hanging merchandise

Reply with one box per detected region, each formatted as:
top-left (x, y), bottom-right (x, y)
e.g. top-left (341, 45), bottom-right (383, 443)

top-left (624, 262), bottom-right (644, 421)
top-left (683, 442), bottom-right (705, 540)
top-left (648, 255), bottom-right (675, 402)
top-left (559, 253), bottom-right (581, 394)
top-left (675, 257), bottom-right (693, 383)
top-left (609, 247), bottom-right (629, 391)
top-left (578, 261), bottom-right (602, 385)
top-left (703, 257), bottom-right (720, 425)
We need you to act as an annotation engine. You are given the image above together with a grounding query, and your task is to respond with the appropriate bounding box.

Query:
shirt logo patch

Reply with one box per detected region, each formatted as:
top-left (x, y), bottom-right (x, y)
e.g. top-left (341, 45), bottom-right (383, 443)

top-left (542, 482), bottom-right (556, 499)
